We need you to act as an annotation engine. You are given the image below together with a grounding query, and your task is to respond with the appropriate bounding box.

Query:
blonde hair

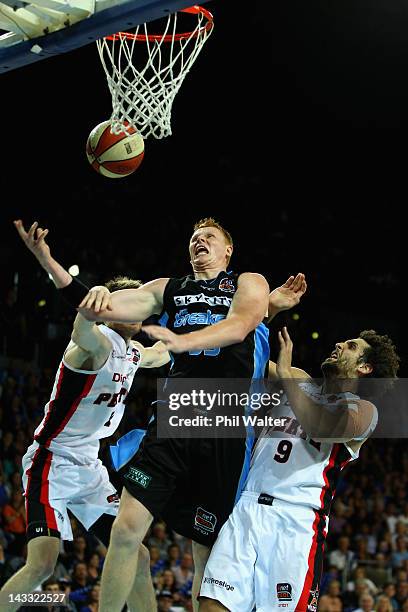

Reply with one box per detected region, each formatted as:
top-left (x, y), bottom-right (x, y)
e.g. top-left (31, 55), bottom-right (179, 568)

top-left (105, 276), bottom-right (142, 292)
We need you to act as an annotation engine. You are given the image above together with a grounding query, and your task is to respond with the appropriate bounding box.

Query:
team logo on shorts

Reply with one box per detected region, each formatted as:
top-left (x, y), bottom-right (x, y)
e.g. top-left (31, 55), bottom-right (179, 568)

top-left (107, 493), bottom-right (119, 503)
top-left (124, 467), bottom-right (152, 489)
top-left (218, 277), bottom-right (235, 293)
top-left (194, 507), bottom-right (217, 535)
top-left (277, 583), bottom-right (292, 603)
top-left (307, 588), bottom-right (320, 612)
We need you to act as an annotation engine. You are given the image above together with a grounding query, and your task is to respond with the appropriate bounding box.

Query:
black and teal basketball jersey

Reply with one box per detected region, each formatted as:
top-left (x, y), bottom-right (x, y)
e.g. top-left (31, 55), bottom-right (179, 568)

top-left (159, 271), bottom-right (270, 379)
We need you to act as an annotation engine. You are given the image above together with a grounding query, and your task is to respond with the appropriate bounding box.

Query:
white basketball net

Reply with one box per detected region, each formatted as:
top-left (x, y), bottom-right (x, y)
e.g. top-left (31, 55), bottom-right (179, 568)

top-left (96, 6), bottom-right (213, 139)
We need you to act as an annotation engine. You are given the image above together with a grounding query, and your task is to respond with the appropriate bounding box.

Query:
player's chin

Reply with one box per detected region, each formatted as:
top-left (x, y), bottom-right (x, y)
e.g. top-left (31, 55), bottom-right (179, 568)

top-left (321, 359), bottom-right (338, 373)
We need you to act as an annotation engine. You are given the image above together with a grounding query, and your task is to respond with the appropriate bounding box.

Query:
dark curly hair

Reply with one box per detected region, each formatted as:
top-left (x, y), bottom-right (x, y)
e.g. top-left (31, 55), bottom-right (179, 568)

top-left (354, 330), bottom-right (400, 400)
top-left (359, 330), bottom-right (400, 379)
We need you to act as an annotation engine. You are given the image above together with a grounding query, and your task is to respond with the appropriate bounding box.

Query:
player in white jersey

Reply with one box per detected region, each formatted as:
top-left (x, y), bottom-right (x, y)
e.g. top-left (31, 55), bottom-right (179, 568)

top-left (199, 327), bottom-right (400, 612)
top-left (0, 221), bottom-right (169, 612)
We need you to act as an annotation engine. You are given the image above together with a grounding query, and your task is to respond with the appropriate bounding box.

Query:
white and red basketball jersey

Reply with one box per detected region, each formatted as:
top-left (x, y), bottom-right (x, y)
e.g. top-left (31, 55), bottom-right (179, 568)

top-left (29, 325), bottom-right (141, 464)
top-left (245, 381), bottom-right (378, 513)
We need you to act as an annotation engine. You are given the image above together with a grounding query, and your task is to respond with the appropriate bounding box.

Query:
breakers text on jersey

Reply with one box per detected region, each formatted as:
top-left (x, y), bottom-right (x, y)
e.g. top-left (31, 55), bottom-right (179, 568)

top-left (174, 309), bottom-right (226, 328)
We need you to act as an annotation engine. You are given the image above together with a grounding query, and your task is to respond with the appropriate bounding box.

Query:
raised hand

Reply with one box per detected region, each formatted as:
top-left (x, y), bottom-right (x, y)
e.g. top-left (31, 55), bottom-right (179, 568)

top-left (142, 325), bottom-right (189, 354)
top-left (269, 273), bottom-right (307, 314)
top-left (277, 326), bottom-right (294, 379)
top-left (14, 220), bottom-right (51, 264)
top-left (79, 286), bottom-right (113, 313)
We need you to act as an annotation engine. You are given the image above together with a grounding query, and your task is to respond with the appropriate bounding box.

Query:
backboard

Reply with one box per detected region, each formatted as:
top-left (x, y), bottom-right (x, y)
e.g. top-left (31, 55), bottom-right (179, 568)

top-left (0, 0), bottom-right (209, 73)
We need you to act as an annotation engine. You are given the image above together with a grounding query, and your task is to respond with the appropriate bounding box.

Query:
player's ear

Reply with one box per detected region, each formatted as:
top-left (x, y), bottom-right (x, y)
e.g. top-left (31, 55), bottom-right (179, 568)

top-left (226, 244), bottom-right (233, 258)
top-left (357, 361), bottom-right (373, 376)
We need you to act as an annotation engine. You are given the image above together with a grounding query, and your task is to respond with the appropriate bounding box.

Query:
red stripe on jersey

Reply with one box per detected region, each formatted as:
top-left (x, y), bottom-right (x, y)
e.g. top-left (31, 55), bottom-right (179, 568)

top-left (39, 450), bottom-right (58, 530)
top-left (24, 446), bottom-right (42, 527)
top-left (44, 373), bottom-right (97, 448)
top-left (319, 444), bottom-right (341, 510)
top-left (35, 362), bottom-right (65, 441)
top-left (296, 510), bottom-right (321, 610)
top-left (297, 445), bottom-right (341, 609)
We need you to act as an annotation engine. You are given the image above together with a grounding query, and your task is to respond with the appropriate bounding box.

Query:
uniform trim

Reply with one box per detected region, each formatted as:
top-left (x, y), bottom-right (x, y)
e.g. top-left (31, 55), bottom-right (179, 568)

top-left (25, 447), bottom-right (58, 532)
top-left (296, 509), bottom-right (326, 610)
top-left (34, 365), bottom-right (97, 447)
top-left (233, 323), bottom-right (270, 504)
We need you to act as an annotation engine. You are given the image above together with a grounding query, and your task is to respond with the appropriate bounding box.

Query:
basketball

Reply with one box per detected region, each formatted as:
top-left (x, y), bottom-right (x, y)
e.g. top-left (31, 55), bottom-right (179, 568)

top-left (86, 120), bottom-right (144, 178)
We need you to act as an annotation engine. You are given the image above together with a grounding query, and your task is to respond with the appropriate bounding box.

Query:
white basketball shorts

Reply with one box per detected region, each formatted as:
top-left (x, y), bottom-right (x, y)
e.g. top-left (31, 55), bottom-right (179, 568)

top-left (22, 443), bottom-right (119, 541)
top-left (199, 491), bottom-right (328, 612)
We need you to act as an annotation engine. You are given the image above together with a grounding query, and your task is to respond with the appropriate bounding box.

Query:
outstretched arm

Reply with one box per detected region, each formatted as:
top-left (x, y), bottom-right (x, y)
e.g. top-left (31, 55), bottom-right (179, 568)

top-left (14, 220), bottom-right (72, 288)
top-left (79, 278), bottom-right (168, 323)
top-left (277, 327), bottom-right (375, 442)
top-left (268, 273), bottom-right (307, 323)
top-left (143, 272), bottom-right (270, 353)
top-left (138, 341), bottom-right (170, 368)
top-left (14, 219), bottom-right (112, 311)
top-left (14, 219), bottom-right (113, 370)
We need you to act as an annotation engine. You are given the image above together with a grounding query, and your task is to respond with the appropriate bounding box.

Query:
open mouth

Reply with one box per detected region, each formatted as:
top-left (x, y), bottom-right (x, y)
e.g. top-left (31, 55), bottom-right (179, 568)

top-left (195, 245), bottom-right (209, 256)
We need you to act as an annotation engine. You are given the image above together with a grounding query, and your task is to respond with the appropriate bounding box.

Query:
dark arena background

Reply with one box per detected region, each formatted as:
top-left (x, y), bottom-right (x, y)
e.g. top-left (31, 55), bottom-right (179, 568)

top-left (0, 0), bottom-right (407, 610)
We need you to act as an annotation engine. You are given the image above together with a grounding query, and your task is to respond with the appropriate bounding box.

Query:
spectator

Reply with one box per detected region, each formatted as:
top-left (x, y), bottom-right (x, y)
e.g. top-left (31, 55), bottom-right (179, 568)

top-left (381, 583), bottom-right (398, 611)
top-left (80, 584), bottom-right (100, 612)
top-left (64, 535), bottom-right (88, 569)
top-left (157, 590), bottom-right (174, 612)
top-left (321, 565), bottom-right (341, 594)
top-left (148, 522), bottom-right (172, 560)
top-left (375, 595), bottom-right (394, 612)
top-left (353, 593), bottom-right (375, 612)
top-left (329, 536), bottom-right (355, 571)
top-left (394, 581), bottom-right (408, 609)
top-left (167, 543), bottom-right (181, 570)
top-left (70, 562), bottom-right (90, 592)
top-left (318, 580), bottom-right (343, 611)
top-left (173, 553), bottom-right (194, 590)
top-left (2, 489), bottom-right (26, 555)
top-left (86, 553), bottom-right (101, 582)
top-left (355, 538), bottom-right (373, 565)
top-left (398, 503), bottom-right (408, 529)
top-left (392, 522), bottom-right (407, 548)
top-left (157, 569), bottom-right (177, 595)
top-left (344, 579), bottom-right (371, 610)
top-left (150, 545), bottom-right (167, 578)
top-left (385, 504), bottom-right (399, 536)
top-left (347, 567), bottom-right (378, 597)
top-left (391, 537), bottom-right (408, 569)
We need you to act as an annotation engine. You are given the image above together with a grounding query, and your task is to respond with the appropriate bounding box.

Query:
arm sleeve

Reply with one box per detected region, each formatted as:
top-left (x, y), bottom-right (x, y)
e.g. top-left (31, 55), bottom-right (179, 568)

top-left (58, 277), bottom-right (90, 308)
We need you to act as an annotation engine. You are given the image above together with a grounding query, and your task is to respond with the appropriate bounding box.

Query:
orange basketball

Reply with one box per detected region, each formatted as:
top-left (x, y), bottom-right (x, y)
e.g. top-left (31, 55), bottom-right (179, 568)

top-left (86, 120), bottom-right (144, 178)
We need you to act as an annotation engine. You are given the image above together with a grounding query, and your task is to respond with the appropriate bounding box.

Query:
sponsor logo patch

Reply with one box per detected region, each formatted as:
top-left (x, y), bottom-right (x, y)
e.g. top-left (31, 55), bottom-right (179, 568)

top-left (203, 577), bottom-right (234, 592)
top-left (107, 493), bottom-right (119, 503)
top-left (277, 583), bottom-right (292, 602)
top-left (124, 467), bottom-right (152, 489)
top-left (129, 347), bottom-right (141, 365)
top-left (194, 507), bottom-right (217, 535)
top-left (174, 294), bottom-right (232, 307)
top-left (218, 277), bottom-right (235, 293)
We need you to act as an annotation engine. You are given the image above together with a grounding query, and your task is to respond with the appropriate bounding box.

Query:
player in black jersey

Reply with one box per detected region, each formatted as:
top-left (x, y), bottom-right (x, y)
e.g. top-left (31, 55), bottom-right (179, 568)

top-left (79, 217), bottom-right (307, 612)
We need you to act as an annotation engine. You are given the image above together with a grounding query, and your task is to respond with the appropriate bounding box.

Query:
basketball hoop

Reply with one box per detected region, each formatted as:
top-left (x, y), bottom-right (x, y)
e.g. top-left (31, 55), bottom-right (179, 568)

top-left (96, 5), bottom-right (214, 139)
